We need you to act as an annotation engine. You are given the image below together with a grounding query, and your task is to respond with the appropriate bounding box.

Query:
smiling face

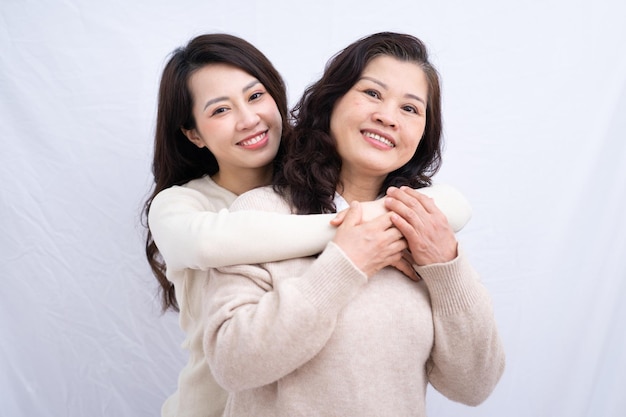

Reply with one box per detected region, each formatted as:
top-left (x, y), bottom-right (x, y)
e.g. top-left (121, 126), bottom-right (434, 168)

top-left (182, 63), bottom-right (282, 191)
top-left (330, 55), bottom-right (428, 197)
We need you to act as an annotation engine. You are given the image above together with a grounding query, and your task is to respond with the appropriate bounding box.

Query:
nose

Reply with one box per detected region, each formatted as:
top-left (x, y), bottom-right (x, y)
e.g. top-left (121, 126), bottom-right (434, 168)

top-left (372, 105), bottom-right (397, 128)
top-left (236, 106), bottom-right (261, 130)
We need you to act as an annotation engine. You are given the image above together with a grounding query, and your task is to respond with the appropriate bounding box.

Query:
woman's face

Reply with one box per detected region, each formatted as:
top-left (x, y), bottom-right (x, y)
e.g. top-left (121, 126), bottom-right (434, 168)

top-left (330, 55), bottom-right (428, 182)
top-left (183, 63), bottom-right (282, 176)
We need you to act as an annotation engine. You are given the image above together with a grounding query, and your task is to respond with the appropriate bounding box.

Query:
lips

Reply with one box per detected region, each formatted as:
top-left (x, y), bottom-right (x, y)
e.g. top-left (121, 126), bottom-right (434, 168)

top-left (362, 130), bottom-right (396, 148)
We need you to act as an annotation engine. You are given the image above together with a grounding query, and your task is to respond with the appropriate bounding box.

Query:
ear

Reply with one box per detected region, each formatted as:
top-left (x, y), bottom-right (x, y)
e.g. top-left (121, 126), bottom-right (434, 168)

top-left (181, 127), bottom-right (205, 148)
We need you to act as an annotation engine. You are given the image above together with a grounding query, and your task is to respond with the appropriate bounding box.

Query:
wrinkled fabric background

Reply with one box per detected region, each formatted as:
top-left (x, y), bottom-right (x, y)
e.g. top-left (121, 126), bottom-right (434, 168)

top-left (1, 1), bottom-right (625, 416)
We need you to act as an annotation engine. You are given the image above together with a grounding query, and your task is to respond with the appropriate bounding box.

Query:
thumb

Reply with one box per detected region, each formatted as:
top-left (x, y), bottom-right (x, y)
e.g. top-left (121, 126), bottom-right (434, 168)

top-left (341, 201), bottom-right (363, 227)
top-left (330, 208), bottom-right (348, 227)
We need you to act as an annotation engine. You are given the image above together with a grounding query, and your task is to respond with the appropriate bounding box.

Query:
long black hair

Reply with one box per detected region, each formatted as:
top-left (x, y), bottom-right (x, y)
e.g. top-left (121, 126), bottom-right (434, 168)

top-left (142, 34), bottom-right (289, 312)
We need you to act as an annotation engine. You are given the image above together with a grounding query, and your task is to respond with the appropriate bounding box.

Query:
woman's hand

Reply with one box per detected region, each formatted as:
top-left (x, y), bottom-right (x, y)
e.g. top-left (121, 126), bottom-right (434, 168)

top-left (331, 199), bottom-right (419, 281)
top-left (332, 201), bottom-right (409, 279)
top-left (393, 251), bottom-right (420, 282)
top-left (385, 186), bottom-right (458, 266)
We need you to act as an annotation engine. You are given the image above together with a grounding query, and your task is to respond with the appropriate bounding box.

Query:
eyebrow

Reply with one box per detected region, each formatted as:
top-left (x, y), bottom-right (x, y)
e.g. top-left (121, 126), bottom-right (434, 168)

top-left (359, 76), bottom-right (426, 106)
top-left (202, 79), bottom-right (261, 111)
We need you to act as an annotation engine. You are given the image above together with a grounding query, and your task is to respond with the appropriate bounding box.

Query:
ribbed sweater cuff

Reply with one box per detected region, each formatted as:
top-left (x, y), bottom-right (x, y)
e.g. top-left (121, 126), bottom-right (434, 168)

top-left (416, 248), bottom-right (484, 316)
top-left (292, 241), bottom-right (367, 316)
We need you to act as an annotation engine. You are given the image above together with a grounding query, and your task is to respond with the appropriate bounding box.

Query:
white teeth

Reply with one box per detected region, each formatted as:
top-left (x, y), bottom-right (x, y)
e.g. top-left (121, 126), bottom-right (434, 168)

top-left (363, 131), bottom-right (395, 147)
top-left (239, 132), bottom-right (265, 146)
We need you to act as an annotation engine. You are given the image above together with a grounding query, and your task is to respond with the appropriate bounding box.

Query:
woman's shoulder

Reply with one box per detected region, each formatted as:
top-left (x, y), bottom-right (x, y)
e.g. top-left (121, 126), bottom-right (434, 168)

top-left (151, 176), bottom-right (235, 212)
top-left (231, 186), bottom-right (291, 213)
top-left (183, 176), bottom-right (236, 198)
top-left (154, 176), bottom-right (223, 198)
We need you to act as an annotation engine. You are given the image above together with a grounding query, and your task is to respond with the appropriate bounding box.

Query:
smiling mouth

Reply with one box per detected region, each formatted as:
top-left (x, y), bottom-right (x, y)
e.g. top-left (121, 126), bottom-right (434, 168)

top-left (238, 131), bottom-right (267, 146)
top-left (362, 131), bottom-right (395, 147)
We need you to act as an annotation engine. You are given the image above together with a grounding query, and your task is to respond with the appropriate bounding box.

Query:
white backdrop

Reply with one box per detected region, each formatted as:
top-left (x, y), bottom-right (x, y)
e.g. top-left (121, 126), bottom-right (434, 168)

top-left (1, 0), bottom-right (625, 416)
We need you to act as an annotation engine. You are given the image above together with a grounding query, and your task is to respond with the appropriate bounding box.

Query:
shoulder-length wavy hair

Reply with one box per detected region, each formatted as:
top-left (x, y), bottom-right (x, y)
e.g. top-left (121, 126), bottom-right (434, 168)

top-left (275, 32), bottom-right (443, 214)
top-left (142, 33), bottom-right (289, 312)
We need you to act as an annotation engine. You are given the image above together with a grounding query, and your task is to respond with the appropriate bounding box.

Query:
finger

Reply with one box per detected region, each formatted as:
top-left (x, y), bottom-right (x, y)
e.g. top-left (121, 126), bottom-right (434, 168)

top-left (384, 195), bottom-right (426, 229)
top-left (411, 184), bottom-right (473, 228)
top-left (391, 255), bottom-right (420, 282)
top-left (341, 201), bottom-right (363, 227)
top-left (387, 235), bottom-right (408, 252)
top-left (389, 212), bottom-right (421, 246)
top-left (391, 260), bottom-right (415, 281)
top-left (367, 211), bottom-right (397, 231)
top-left (402, 186), bottom-right (440, 215)
top-left (372, 234), bottom-right (408, 259)
top-left (401, 250), bottom-right (415, 263)
top-left (401, 187), bottom-right (453, 232)
top-left (387, 186), bottom-right (441, 219)
top-left (387, 186), bottom-right (427, 211)
top-left (330, 208), bottom-right (348, 226)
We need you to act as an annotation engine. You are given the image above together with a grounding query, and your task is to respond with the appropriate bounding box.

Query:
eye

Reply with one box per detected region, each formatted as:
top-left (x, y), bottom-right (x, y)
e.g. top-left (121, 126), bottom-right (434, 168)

top-left (249, 91), bottom-right (264, 101)
top-left (403, 104), bottom-right (426, 116)
top-left (364, 89), bottom-right (380, 99)
top-left (402, 105), bottom-right (418, 114)
top-left (211, 107), bottom-right (228, 116)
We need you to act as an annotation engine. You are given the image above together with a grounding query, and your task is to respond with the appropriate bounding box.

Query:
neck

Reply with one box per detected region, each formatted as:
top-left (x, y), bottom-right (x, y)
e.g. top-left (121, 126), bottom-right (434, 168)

top-left (338, 171), bottom-right (385, 203)
top-left (212, 166), bottom-right (273, 196)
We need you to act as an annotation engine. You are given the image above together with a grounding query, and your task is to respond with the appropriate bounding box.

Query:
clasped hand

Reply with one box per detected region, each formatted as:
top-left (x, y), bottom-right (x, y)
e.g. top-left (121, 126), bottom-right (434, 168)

top-left (331, 186), bottom-right (458, 280)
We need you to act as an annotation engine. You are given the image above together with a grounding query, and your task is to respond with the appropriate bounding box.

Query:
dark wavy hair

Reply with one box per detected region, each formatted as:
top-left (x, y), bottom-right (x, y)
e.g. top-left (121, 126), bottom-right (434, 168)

top-left (142, 34), bottom-right (289, 312)
top-left (275, 32), bottom-right (443, 214)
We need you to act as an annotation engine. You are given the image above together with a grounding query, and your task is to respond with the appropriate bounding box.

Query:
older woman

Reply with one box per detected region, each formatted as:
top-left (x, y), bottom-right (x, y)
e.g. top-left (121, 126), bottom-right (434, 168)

top-left (201, 32), bottom-right (505, 416)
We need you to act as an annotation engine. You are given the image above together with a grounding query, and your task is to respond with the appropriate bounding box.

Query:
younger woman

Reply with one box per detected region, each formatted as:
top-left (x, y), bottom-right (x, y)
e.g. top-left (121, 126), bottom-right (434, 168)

top-left (143, 34), bottom-right (473, 417)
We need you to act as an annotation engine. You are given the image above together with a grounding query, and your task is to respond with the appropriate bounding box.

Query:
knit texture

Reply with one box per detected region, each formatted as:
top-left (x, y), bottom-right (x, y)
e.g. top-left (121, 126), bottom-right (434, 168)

top-left (203, 186), bottom-right (505, 417)
top-left (149, 176), bottom-right (337, 417)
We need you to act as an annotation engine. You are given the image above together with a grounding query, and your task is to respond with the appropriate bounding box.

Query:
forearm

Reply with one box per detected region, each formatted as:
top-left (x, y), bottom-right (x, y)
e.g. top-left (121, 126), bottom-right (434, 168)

top-left (417, 250), bottom-right (505, 405)
top-left (149, 187), bottom-right (336, 270)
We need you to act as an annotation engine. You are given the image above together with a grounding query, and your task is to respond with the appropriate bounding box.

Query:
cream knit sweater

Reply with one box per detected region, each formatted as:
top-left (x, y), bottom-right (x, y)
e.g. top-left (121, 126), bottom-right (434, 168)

top-left (148, 176), bottom-right (476, 417)
top-left (203, 186), bottom-right (504, 417)
top-left (150, 176), bottom-right (339, 417)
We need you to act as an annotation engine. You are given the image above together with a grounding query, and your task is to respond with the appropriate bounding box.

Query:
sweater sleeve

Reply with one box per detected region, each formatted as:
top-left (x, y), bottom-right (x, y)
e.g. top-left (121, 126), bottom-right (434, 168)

top-left (147, 182), bottom-right (471, 271)
top-left (148, 185), bottom-right (336, 270)
top-left (416, 249), bottom-right (505, 406)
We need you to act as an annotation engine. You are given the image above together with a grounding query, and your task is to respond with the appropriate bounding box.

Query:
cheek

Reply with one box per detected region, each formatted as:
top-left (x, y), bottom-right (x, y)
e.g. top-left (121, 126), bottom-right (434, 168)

top-left (330, 102), bottom-right (357, 138)
top-left (330, 95), bottom-right (355, 123)
top-left (404, 122), bottom-right (426, 152)
top-left (267, 105), bottom-right (283, 130)
top-left (194, 121), bottom-right (215, 143)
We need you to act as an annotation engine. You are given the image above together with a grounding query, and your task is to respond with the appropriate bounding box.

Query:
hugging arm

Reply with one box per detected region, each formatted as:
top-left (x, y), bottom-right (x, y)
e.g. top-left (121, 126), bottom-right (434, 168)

top-left (148, 185), bottom-right (336, 270)
top-left (148, 183), bottom-right (470, 272)
top-left (335, 183), bottom-right (472, 233)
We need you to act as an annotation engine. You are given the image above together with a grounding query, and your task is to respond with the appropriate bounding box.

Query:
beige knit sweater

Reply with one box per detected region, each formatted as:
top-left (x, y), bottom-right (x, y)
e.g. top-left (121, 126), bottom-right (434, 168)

top-left (150, 176), bottom-right (474, 417)
top-left (203, 186), bottom-right (505, 417)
